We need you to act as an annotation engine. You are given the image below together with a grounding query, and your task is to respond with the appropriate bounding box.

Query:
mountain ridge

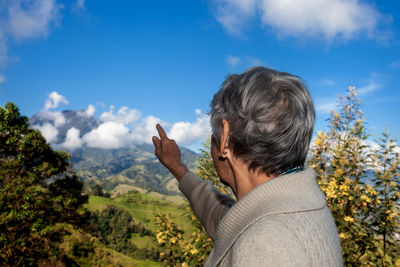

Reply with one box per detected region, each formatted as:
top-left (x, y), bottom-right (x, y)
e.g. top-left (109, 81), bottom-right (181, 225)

top-left (29, 110), bottom-right (200, 194)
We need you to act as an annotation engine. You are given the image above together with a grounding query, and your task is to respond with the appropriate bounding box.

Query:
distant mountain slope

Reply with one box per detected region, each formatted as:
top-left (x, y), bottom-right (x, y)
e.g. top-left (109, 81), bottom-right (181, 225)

top-left (71, 145), bottom-right (198, 194)
top-left (30, 110), bottom-right (200, 194)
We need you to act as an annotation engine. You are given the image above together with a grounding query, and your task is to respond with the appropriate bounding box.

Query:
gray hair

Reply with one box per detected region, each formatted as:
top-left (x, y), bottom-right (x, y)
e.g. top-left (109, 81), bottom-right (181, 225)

top-left (210, 66), bottom-right (315, 176)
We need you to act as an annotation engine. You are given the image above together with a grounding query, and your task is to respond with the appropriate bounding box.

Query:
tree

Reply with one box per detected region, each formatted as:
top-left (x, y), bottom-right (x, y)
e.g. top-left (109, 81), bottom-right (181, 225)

top-left (309, 87), bottom-right (400, 265)
top-left (93, 183), bottom-right (104, 196)
top-left (88, 205), bottom-right (152, 256)
top-left (0, 102), bottom-right (88, 266)
top-left (369, 130), bottom-right (400, 266)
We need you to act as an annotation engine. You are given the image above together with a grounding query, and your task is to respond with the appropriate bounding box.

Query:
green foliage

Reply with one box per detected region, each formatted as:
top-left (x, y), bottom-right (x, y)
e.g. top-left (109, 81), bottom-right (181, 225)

top-left (195, 138), bottom-right (230, 195)
top-left (57, 223), bottom-right (163, 267)
top-left (155, 211), bottom-right (211, 266)
top-left (369, 130), bottom-right (400, 266)
top-left (92, 183), bottom-right (110, 198)
top-left (0, 103), bottom-right (88, 266)
top-left (89, 205), bottom-right (153, 257)
top-left (309, 87), bottom-right (400, 266)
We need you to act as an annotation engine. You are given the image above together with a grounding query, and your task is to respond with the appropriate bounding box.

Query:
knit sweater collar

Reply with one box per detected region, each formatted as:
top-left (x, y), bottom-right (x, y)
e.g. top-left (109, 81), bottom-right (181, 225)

top-left (206, 167), bottom-right (326, 266)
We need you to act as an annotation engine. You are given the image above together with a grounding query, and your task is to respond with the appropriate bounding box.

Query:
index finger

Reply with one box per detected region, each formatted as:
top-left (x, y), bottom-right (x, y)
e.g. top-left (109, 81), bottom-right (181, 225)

top-left (156, 123), bottom-right (168, 140)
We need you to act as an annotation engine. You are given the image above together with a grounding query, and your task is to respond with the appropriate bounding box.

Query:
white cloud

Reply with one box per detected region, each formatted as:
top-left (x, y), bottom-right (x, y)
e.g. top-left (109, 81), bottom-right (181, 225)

top-left (0, 0), bottom-right (61, 66)
top-left (320, 79), bottom-right (335, 86)
top-left (132, 116), bottom-right (164, 144)
top-left (168, 110), bottom-right (211, 145)
top-left (0, 75), bottom-right (5, 83)
top-left (212, 0), bottom-right (383, 41)
top-left (100, 105), bottom-right (141, 125)
top-left (78, 104), bottom-right (95, 117)
top-left (315, 98), bottom-right (336, 114)
top-left (357, 81), bottom-right (382, 95)
top-left (226, 55), bottom-right (263, 68)
top-left (86, 104), bottom-right (95, 116)
top-left (33, 91), bottom-right (212, 149)
top-left (37, 110), bottom-right (66, 127)
top-left (59, 127), bottom-right (83, 150)
top-left (7, 0), bottom-right (62, 41)
top-left (213, 0), bottom-right (258, 36)
top-left (0, 37), bottom-right (8, 67)
top-left (389, 60), bottom-right (400, 69)
top-left (82, 121), bottom-right (133, 149)
top-left (76, 0), bottom-right (85, 10)
top-left (45, 91), bottom-right (68, 110)
top-left (32, 122), bottom-right (59, 143)
top-left (226, 55), bottom-right (240, 67)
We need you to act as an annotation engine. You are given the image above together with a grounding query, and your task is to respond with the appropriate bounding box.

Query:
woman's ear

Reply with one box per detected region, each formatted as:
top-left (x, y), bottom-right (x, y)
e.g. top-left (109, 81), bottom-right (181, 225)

top-left (219, 119), bottom-right (231, 158)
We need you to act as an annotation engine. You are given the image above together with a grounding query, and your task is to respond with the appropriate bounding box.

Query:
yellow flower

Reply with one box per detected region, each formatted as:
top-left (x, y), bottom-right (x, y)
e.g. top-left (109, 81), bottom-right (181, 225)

top-left (339, 232), bottom-right (350, 239)
top-left (339, 184), bottom-right (350, 191)
top-left (389, 181), bottom-right (396, 187)
top-left (190, 248), bottom-right (198, 255)
top-left (171, 237), bottom-right (177, 244)
top-left (334, 168), bottom-right (345, 177)
top-left (156, 232), bottom-right (166, 244)
top-left (344, 216), bottom-right (355, 223)
top-left (160, 252), bottom-right (165, 257)
top-left (334, 112), bottom-right (340, 120)
top-left (360, 194), bottom-right (371, 203)
top-left (339, 158), bottom-right (350, 166)
top-left (314, 138), bottom-right (323, 147)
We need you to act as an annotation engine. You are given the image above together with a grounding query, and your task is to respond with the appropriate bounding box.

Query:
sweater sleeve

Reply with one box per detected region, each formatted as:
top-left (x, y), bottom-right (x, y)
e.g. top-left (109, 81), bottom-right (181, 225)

top-left (179, 171), bottom-right (236, 241)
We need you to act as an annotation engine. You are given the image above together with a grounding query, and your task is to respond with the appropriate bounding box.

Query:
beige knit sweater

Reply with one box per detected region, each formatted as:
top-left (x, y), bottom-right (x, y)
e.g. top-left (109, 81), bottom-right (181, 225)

top-left (179, 167), bottom-right (343, 266)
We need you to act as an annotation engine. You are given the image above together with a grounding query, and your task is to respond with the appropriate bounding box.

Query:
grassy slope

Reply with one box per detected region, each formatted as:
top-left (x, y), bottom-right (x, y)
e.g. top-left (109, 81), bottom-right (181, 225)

top-left (86, 190), bottom-right (194, 253)
top-left (58, 223), bottom-right (163, 267)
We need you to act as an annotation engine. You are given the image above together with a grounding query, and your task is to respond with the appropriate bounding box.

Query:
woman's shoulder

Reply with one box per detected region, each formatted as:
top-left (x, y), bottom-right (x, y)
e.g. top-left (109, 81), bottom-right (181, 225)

top-left (230, 208), bottom-right (342, 266)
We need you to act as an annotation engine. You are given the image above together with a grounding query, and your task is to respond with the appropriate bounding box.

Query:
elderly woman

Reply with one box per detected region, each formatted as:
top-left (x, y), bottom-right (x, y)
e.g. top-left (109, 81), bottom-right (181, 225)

top-left (152, 67), bottom-right (343, 266)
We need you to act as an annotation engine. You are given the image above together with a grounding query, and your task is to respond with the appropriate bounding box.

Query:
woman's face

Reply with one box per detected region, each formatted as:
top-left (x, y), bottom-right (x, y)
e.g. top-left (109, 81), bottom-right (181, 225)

top-left (211, 137), bottom-right (235, 188)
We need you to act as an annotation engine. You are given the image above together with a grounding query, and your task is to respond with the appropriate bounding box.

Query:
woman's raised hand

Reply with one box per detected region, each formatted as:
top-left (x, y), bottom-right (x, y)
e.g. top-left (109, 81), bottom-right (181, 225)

top-left (152, 124), bottom-right (188, 181)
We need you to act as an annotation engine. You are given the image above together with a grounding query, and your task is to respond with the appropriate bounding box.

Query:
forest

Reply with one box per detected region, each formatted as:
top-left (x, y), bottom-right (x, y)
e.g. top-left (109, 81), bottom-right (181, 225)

top-left (1, 87), bottom-right (399, 266)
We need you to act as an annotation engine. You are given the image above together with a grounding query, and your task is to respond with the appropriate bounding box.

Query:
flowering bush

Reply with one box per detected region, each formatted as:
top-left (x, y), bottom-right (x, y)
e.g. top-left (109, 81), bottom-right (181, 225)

top-left (309, 87), bottom-right (400, 266)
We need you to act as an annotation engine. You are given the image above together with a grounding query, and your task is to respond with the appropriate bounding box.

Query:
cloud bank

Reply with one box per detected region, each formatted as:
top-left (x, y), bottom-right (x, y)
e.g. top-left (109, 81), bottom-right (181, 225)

top-left (212, 0), bottom-right (385, 41)
top-left (0, 0), bottom-right (62, 66)
top-left (33, 91), bottom-right (211, 151)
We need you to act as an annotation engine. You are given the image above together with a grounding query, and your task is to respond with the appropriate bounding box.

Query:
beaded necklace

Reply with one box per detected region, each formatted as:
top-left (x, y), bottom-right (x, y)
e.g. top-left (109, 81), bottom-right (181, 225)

top-left (279, 166), bottom-right (303, 176)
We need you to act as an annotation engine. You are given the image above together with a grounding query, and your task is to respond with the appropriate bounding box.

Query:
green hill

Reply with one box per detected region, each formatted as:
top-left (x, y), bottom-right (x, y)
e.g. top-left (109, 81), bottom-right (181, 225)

top-left (85, 189), bottom-right (194, 262)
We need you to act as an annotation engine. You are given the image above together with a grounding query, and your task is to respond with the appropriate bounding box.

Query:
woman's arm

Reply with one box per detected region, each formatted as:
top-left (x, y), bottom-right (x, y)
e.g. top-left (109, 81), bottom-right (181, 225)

top-left (179, 171), bottom-right (235, 240)
top-left (152, 124), bottom-right (235, 239)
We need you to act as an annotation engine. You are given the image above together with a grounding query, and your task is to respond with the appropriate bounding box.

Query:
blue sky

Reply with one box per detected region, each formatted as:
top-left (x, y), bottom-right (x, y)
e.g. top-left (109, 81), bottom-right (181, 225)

top-left (0, 0), bottom-right (399, 151)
